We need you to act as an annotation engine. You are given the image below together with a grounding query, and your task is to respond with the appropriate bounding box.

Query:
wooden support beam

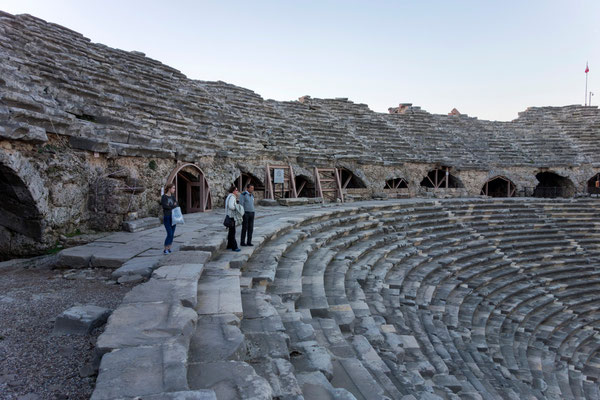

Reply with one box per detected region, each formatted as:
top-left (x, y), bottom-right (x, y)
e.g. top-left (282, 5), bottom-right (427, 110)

top-left (343, 173), bottom-right (352, 190)
top-left (297, 181), bottom-right (306, 196)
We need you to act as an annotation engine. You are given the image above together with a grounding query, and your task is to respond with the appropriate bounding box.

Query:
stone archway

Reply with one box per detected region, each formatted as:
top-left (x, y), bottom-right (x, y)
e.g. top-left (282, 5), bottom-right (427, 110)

top-left (339, 168), bottom-right (366, 189)
top-left (481, 176), bottom-right (516, 197)
top-left (587, 173), bottom-right (600, 195)
top-left (534, 172), bottom-right (575, 198)
top-left (420, 167), bottom-right (463, 189)
top-left (0, 163), bottom-right (44, 240)
top-left (232, 171), bottom-right (265, 199)
top-left (295, 174), bottom-right (315, 198)
top-left (166, 163), bottom-right (212, 213)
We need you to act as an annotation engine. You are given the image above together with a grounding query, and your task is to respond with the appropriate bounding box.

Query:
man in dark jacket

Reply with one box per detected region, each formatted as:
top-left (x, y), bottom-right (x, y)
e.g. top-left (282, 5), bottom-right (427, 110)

top-left (240, 184), bottom-right (255, 246)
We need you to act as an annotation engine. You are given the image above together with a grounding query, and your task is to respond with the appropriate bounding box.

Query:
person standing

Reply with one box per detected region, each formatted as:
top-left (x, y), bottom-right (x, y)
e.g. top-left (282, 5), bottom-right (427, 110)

top-left (240, 183), bottom-right (255, 246)
top-left (161, 183), bottom-right (178, 254)
top-left (225, 187), bottom-right (242, 252)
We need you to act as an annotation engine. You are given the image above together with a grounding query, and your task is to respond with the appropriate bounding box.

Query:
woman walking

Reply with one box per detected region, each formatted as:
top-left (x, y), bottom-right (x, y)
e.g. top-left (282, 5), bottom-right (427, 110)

top-left (161, 183), bottom-right (178, 254)
top-left (225, 187), bottom-right (243, 252)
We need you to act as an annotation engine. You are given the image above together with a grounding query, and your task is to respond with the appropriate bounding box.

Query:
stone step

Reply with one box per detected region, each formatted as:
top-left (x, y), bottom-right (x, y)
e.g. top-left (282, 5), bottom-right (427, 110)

top-left (196, 270), bottom-right (243, 318)
top-left (187, 360), bottom-right (272, 400)
top-left (122, 216), bottom-right (161, 232)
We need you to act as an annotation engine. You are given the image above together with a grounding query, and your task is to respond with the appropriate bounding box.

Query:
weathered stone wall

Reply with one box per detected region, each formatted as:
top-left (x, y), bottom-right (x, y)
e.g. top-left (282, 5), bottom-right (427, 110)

top-left (1, 11), bottom-right (599, 258)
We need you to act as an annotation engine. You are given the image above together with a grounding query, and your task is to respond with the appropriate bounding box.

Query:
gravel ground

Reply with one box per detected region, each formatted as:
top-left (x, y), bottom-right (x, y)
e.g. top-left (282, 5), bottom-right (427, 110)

top-left (0, 266), bottom-right (131, 400)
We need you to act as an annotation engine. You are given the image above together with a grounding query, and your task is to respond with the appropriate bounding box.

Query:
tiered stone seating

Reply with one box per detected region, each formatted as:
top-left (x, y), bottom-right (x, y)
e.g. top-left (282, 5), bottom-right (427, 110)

top-left (3, 11), bottom-right (600, 176)
top-left (188, 198), bottom-right (600, 399)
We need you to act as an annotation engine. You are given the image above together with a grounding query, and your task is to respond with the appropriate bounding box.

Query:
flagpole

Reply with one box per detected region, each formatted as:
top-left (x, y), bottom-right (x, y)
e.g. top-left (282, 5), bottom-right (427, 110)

top-left (585, 72), bottom-right (588, 106)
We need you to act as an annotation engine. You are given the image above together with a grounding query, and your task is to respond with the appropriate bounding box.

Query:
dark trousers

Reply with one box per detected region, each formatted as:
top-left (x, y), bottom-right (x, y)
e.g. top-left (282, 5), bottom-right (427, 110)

top-left (241, 212), bottom-right (255, 245)
top-left (163, 214), bottom-right (176, 247)
top-left (227, 224), bottom-right (238, 250)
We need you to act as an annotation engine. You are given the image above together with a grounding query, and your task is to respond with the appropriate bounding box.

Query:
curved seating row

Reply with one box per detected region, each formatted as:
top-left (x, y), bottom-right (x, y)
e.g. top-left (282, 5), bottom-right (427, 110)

top-left (188, 198), bottom-right (600, 399)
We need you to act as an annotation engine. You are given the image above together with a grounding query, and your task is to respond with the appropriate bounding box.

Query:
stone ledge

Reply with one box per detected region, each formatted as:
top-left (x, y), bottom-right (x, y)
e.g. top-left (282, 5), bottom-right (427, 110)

top-left (96, 302), bottom-right (197, 354)
top-left (122, 216), bottom-right (161, 233)
top-left (53, 305), bottom-right (111, 335)
top-left (92, 341), bottom-right (191, 400)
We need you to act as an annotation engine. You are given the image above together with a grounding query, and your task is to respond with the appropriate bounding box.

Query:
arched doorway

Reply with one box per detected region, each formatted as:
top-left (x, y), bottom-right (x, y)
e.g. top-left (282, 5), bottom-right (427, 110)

top-left (587, 173), bottom-right (600, 195)
top-left (166, 163), bottom-right (212, 213)
top-left (0, 163), bottom-right (43, 240)
top-left (295, 175), bottom-right (315, 198)
top-left (232, 172), bottom-right (264, 199)
top-left (340, 168), bottom-right (366, 189)
top-left (534, 172), bottom-right (575, 198)
top-left (420, 167), bottom-right (463, 189)
top-left (481, 176), bottom-right (516, 197)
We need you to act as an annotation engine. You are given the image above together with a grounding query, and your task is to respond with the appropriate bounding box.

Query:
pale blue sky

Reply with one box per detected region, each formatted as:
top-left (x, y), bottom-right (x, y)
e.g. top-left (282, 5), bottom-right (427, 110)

top-left (2, 1), bottom-right (599, 120)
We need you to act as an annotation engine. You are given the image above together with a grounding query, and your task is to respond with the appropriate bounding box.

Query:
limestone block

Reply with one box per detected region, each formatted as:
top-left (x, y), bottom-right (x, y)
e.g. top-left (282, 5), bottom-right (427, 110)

top-left (157, 251), bottom-right (211, 268)
top-left (142, 391), bottom-right (217, 400)
top-left (278, 197), bottom-right (309, 206)
top-left (258, 199), bottom-right (279, 207)
top-left (252, 358), bottom-right (303, 400)
top-left (188, 314), bottom-right (245, 363)
top-left (112, 255), bottom-right (161, 278)
top-left (187, 360), bottom-right (272, 400)
top-left (289, 340), bottom-right (333, 380)
top-left (196, 275), bottom-right (242, 317)
top-left (330, 358), bottom-right (385, 400)
top-left (57, 244), bottom-right (111, 268)
top-left (152, 263), bottom-right (204, 282)
top-left (69, 136), bottom-right (110, 153)
top-left (244, 331), bottom-right (291, 361)
top-left (54, 305), bottom-right (111, 334)
top-left (122, 278), bottom-right (198, 308)
top-left (0, 123), bottom-right (47, 143)
top-left (96, 302), bottom-right (197, 354)
top-left (90, 246), bottom-right (140, 269)
top-left (122, 217), bottom-right (161, 232)
top-left (117, 274), bottom-right (145, 285)
top-left (92, 340), bottom-right (189, 400)
top-left (296, 371), bottom-right (357, 400)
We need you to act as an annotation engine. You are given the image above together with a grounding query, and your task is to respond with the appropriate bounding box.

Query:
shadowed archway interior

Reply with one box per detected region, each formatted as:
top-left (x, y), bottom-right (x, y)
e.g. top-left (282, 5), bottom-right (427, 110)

top-left (0, 163), bottom-right (43, 240)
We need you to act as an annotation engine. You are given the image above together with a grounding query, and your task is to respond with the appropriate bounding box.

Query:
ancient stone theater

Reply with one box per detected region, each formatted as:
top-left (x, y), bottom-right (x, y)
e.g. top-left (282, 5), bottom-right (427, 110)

top-left (3, 11), bottom-right (600, 400)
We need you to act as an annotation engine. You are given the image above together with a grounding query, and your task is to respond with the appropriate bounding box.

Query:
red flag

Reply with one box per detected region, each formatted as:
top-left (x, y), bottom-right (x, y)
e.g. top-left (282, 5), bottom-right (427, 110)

top-left (585, 63), bottom-right (589, 73)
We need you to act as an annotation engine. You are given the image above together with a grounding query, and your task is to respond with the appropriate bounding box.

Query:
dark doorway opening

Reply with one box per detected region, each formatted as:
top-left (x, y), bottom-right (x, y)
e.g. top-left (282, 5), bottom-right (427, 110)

top-left (340, 168), bottom-right (366, 189)
top-left (481, 176), bottom-right (516, 197)
top-left (534, 172), bottom-right (575, 198)
top-left (295, 175), bottom-right (315, 197)
top-left (587, 173), bottom-right (600, 195)
top-left (420, 168), bottom-right (463, 189)
top-left (385, 178), bottom-right (408, 189)
top-left (232, 172), bottom-right (264, 199)
top-left (0, 164), bottom-right (43, 241)
top-left (167, 163), bottom-right (212, 213)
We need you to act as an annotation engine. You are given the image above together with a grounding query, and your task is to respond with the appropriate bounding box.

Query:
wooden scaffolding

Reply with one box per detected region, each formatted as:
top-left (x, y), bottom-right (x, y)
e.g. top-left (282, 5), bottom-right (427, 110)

top-left (314, 167), bottom-right (344, 202)
top-left (265, 164), bottom-right (297, 200)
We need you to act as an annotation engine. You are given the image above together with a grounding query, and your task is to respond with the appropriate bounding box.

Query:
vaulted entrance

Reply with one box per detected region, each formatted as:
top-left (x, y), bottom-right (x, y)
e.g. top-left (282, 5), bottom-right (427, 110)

top-left (232, 172), bottom-right (264, 199)
top-left (295, 175), bottom-right (315, 198)
top-left (420, 167), bottom-right (463, 189)
top-left (0, 163), bottom-right (43, 241)
top-left (587, 173), bottom-right (600, 195)
top-left (166, 163), bottom-right (212, 213)
top-left (481, 176), bottom-right (516, 197)
top-left (534, 172), bottom-right (575, 198)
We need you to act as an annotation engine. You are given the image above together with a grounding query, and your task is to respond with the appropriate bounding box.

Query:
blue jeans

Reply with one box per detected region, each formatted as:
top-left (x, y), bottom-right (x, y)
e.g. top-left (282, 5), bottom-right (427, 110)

top-left (164, 214), bottom-right (176, 247)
